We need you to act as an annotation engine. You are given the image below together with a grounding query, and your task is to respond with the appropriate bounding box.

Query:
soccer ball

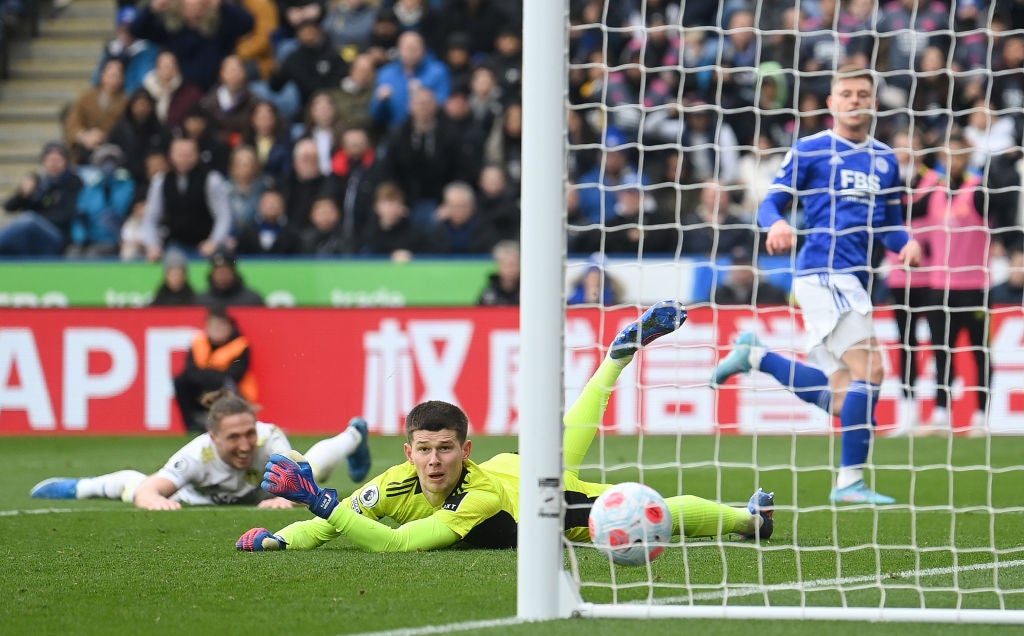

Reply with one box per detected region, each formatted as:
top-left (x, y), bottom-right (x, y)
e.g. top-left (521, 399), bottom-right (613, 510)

top-left (588, 482), bottom-right (673, 566)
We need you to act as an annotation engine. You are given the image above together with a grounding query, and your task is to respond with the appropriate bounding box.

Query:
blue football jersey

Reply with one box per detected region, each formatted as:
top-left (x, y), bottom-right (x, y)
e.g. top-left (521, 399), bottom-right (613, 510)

top-left (758, 130), bottom-right (909, 288)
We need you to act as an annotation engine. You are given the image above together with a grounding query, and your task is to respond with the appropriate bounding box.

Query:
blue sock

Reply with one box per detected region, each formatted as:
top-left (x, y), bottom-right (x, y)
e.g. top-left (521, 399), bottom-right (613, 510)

top-left (759, 352), bottom-right (833, 413)
top-left (840, 381), bottom-right (879, 468)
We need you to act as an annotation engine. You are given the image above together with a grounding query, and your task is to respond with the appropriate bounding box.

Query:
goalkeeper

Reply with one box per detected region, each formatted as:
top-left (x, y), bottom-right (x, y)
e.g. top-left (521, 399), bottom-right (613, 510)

top-left (237, 301), bottom-right (774, 553)
top-left (29, 391), bottom-right (372, 510)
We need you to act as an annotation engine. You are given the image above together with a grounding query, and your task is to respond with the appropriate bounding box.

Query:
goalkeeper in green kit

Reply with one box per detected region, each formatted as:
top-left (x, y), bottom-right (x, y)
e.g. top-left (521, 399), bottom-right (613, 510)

top-left (236, 301), bottom-right (774, 553)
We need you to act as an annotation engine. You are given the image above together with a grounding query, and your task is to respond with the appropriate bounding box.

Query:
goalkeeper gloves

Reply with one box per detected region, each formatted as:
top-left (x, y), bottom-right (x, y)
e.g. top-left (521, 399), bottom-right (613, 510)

top-left (261, 452), bottom-right (340, 520)
top-left (236, 527), bottom-right (287, 552)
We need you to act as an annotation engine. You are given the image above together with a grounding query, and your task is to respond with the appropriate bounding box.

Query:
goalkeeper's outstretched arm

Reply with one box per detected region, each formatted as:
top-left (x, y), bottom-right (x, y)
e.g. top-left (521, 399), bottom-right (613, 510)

top-left (237, 453), bottom-right (462, 552)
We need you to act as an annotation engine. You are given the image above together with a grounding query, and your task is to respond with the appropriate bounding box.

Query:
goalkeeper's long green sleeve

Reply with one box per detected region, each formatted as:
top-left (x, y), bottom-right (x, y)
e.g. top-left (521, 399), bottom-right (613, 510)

top-left (277, 506), bottom-right (461, 552)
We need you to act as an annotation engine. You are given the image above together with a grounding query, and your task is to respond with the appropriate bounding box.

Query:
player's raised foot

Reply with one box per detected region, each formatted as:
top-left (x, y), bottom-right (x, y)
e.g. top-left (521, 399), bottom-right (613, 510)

top-left (711, 331), bottom-right (761, 387)
top-left (608, 300), bottom-right (687, 360)
top-left (30, 478), bottom-right (79, 499)
top-left (346, 417), bottom-right (372, 483)
top-left (741, 487), bottom-right (775, 540)
top-left (829, 480), bottom-right (895, 505)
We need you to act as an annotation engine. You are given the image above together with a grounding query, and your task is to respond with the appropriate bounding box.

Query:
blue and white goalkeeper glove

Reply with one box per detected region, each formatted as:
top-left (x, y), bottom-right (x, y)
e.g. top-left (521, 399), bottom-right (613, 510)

top-left (261, 452), bottom-right (340, 519)
top-left (236, 527), bottom-right (287, 551)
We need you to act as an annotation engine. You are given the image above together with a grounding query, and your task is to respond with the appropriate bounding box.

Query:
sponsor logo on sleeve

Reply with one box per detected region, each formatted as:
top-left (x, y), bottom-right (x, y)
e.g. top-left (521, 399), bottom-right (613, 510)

top-left (359, 484), bottom-right (380, 508)
top-left (442, 491), bottom-right (468, 512)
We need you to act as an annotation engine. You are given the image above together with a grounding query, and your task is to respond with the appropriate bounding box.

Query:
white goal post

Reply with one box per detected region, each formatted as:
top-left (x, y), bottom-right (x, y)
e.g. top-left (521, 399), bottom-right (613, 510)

top-left (518, 0), bottom-right (1024, 625)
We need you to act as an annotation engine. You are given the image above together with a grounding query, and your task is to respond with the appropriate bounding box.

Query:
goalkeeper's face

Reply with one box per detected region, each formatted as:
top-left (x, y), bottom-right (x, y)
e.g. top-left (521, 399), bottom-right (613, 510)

top-left (210, 413), bottom-right (259, 470)
top-left (404, 429), bottom-right (472, 505)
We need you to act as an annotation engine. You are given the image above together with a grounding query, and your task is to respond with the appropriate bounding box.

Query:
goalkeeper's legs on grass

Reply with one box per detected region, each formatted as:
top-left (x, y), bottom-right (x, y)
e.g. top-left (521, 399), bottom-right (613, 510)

top-left (563, 300), bottom-right (772, 540)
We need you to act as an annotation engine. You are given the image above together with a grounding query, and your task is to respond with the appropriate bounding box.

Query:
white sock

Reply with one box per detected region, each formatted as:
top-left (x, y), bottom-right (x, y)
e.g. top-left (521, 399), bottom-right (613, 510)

top-left (76, 470), bottom-right (147, 500)
top-left (899, 397), bottom-right (919, 428)
top-left (836, 467), bottom-right (864, 490)
top-left (931, 406), bottom-right (950, 427)
top-left (748, 346), bottom-right (766, 370)
top-left (305, 426), bottom-right (361, 481)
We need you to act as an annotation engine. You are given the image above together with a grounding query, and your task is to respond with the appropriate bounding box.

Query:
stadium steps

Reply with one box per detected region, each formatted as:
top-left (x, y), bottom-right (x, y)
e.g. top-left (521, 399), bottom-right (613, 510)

top-left (0, 0), bottom-right (112, 196)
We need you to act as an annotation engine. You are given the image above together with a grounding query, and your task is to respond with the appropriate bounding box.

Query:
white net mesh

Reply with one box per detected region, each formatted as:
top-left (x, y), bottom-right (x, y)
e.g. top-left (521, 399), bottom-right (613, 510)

top-left (559, 0), bottom-right (1024, 621)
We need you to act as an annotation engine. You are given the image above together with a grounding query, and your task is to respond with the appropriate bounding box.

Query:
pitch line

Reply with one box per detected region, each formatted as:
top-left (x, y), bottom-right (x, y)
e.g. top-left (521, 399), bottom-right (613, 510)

top-left (344, 617), bottom-right (529, 636)
top-left (0, 505), bottom-right (300, 516)
top-left (647, 558), bottom-right (1024, 605)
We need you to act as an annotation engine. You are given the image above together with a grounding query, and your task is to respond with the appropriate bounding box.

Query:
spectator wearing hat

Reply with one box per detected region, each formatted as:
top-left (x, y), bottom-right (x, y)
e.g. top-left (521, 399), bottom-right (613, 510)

top-left (140, 136), bottom-right (232, 262)
top-left (489, 25), bottom-right (523, 101)
top-left (195, 247), bottom-right (265, 307)
top-left (131, 0), bottom-right (255, 92)
top-left (92, 6), bottom-right (158, 95)
top-left (443, 32), bottom-right (475, 94)
top-left (567, 254), bottom-right (621, 306)
top-left (150, 249), bottom-right (198, 306)
top-left (574, 127), bottom-right (643, 225)
top-left (0, 142), bottom-right (84, 256)
top-left (371, 30), bottom-right (451, 129)
top-left (173, 304), bottom-right (257, 433)
top-left (65, 58), bottom-right (129, 165)
top-left (267, 18), bottom-right (348, 116)
top-left (68, 144), bottom-right (136, 257)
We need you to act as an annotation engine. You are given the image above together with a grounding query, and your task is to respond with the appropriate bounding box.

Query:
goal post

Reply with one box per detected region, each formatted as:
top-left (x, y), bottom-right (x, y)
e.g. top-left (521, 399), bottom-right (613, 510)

top-left (517, 0), bottom-right (572, 621)
top-left (518, 0), bottom-right (1024, 625)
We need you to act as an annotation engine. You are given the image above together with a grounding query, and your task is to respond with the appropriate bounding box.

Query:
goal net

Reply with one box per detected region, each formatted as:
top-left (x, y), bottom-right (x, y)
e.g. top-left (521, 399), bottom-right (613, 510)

top-left (518, 0), bottom-right (1024, 624)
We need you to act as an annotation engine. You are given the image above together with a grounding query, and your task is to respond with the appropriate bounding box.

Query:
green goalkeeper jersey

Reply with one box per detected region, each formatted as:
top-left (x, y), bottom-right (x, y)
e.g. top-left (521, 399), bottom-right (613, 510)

top-left (276, 452), bottom-right (609, 552)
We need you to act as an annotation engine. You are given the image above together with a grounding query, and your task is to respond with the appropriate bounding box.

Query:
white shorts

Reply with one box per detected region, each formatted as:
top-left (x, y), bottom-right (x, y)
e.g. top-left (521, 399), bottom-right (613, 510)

top-left (793, 273), bottom-right (875, 377)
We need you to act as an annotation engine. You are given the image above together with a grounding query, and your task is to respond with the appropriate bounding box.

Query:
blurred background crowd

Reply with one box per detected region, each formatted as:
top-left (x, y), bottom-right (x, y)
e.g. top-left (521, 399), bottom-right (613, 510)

top-left (0, 0), bottom-right (1021, 305)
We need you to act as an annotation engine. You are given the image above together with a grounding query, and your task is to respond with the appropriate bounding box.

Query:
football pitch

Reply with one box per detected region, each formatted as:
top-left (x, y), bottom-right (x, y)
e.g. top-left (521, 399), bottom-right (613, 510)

top-left (2, 434), bottom-right (1022, 636)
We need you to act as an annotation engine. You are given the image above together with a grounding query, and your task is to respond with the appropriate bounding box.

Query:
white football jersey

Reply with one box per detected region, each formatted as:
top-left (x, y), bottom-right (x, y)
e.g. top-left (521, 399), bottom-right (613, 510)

top-left (155, 421), bottom-right (291, 505)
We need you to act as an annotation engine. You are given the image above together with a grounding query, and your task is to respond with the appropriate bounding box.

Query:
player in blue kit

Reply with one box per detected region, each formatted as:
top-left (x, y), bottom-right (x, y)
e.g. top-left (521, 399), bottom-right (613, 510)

top-left (712, 65), bottom-right (922, 504)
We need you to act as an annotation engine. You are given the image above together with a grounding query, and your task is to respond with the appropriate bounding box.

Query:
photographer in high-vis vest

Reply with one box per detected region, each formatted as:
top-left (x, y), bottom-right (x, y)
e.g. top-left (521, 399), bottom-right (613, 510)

top-left (174, 305), bottom-right (258, 434)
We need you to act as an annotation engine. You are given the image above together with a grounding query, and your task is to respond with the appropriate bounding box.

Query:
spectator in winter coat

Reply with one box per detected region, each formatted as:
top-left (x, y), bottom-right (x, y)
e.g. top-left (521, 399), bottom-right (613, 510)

top-left (107, 89), bottom-right (171, 186)
top-left (65, 58), bottom-right (129, 165)
top-left (195, 247), bottom-right (265, 307)
top-left (370, 31), bottom-right (451, 129)
top-left (92, 6), bottom-right (158, 95)
top-left (358, 181), bottom-right (431, 262)
top-left (131, 0), bottom-right (255, 92)
top-left (68, 144), bottom-right (136, 257)
top-left (477, 240), bottom-right (520, 306)
top-left (150, 248), bottom-right (198, 306)
top-left (235, 189), bottom-right (304, 255)
top-left (269, 19), bottom-right (348, 113)
top-left (0, 142), bottom-right (84, 256)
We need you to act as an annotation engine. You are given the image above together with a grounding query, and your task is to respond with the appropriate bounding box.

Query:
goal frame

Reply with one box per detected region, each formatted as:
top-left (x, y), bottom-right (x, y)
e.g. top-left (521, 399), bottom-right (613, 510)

top-left (516, 0), bottom-right (1024, 625)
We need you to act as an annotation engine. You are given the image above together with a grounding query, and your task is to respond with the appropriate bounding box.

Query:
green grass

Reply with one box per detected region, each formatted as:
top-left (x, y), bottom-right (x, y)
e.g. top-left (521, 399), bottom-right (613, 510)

top-left (1, 434), bottom-right (1023, 635)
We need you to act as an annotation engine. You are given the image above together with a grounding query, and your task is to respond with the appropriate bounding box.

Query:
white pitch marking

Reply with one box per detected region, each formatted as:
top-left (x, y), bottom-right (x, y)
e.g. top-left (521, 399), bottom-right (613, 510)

top-left (644, 558), bottom-right (1024, 605)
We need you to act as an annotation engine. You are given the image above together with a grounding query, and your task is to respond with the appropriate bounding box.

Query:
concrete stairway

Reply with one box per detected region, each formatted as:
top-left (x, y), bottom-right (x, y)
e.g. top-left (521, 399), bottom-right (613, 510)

top-left (0, 0), bottom-right (113, 199)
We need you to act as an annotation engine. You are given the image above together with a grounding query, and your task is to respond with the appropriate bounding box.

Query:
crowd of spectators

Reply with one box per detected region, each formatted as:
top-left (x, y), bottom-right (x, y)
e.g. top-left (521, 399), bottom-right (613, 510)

top-left (0, 0), bottom-right (1022, 304)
